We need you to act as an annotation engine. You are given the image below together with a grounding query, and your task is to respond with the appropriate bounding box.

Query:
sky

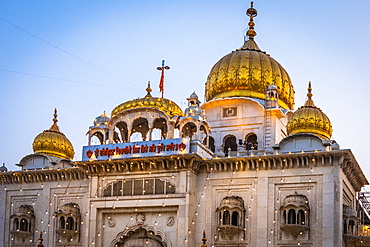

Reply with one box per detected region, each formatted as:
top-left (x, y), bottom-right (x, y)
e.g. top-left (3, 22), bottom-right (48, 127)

top-left (1, 0), bottom-right (370, 184)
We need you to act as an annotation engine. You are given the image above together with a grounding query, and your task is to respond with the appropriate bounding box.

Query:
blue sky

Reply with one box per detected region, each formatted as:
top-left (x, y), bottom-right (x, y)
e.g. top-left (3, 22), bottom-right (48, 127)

top-left (1, 1), bottom-right (370, 183)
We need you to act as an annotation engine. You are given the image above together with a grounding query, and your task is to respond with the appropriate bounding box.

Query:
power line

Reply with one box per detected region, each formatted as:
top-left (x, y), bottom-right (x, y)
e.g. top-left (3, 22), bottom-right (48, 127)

top-left (0, 68), bottom-right (140, 90)
top-left (0, 17), bottom-right (140, 89)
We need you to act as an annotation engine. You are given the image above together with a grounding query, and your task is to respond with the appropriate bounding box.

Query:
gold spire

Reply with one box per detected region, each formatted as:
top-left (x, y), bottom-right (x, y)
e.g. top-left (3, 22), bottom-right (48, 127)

top-left (102, 110), bottom-right (108, 117)
top-left (246, 1), bottom-right (258, 40)
top-left (304, 81), bottom-right (315, 107)
top-left (145, 81), bottom-right (153, 98)
top-left (201, 230), bottom-right (207, 247)
top-left (49, 108), bottom-right (60, 132)
top-left (241, 1), bottom-right (260, 50)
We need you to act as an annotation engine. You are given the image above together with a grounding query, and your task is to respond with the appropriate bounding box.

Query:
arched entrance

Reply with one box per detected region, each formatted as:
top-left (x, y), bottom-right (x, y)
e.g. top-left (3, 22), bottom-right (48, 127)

top-left (111, 225), bottom-right (171, 247)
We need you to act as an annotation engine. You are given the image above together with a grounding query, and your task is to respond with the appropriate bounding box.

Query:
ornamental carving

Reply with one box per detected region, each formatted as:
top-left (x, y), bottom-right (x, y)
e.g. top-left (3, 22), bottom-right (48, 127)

top-left (166, 216), bottom-right (175, 226)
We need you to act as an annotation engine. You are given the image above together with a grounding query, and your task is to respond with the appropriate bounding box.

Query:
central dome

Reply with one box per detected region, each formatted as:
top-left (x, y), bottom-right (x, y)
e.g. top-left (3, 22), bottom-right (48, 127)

top-left (205, 4), bottom-right (295, 110)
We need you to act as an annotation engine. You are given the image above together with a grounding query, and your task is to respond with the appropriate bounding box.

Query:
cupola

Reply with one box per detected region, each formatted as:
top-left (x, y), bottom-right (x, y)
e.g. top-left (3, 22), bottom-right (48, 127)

top-left (32, 109), bottom-right (75, 160)
top-left (286, 82), bottom-right (332, 139)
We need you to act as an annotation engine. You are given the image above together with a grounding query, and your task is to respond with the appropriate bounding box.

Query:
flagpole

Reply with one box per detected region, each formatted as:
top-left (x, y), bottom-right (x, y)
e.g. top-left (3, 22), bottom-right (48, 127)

top-left (157, 60), bottom-right (170, 98)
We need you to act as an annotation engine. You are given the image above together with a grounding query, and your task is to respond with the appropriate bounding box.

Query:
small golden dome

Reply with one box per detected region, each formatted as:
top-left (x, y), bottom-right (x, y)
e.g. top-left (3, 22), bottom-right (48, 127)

top-left (32, 109), bottom-right (75, 160)
top-left (111, 82), bottom-right (184, 117)
top-left (286, 82), bottom-right (332, 139)
top-left (205, 3), bottom-right (295, 110)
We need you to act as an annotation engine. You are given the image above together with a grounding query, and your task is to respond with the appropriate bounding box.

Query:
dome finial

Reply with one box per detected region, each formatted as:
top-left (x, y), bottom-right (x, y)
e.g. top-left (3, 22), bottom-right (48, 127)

top-left (145, 81), bottom-right (153, 98)
top-left (53, 108), bottom-right (58, 124)
top-left (50, 108), bottom-right (60, 132)
top-left (37, 231), bottom-right (44, 247)
top-left (307, 81), bottom-right (313, 98)
top-left (102, 110), bottom-right (108, 117)
top-left (246, 1), bottom-right (258, 40)
top-left (201, 230), bottom-right (207, 247)
top-left (304, 81), bottom-right (315, 107)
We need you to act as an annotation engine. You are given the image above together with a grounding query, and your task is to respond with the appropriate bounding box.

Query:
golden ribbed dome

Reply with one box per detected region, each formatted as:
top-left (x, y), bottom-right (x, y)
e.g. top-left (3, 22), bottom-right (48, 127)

top-left (111, 83), bottom-right (184, 118)
top-left (286, 82), bottom-right (332, 139)
top-left (205, 3), bottom-right (295, 110)
top-left (32, 109), bottom-right (75, 160)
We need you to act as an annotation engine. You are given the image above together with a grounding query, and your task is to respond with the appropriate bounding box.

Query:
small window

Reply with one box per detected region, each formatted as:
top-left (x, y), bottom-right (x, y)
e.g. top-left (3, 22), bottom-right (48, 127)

top-left (20, 218), bottom-right (28, 231)
top-left (134, 179), bottom-right (144, 195)
top-left (144, 179), bottom-right (154, 195)
top-left (349, 220), bottom-right (355, 235)
top-left (155, 179), bottom-right (165, 194)
top-left (203, 136), bottom-right (215, 152)
top-left (297, 210), bottom-right (305, 225)
top-left (166, 181), bottom-right (176, 194)
top-left (231, 211), bottom-right (239, 226)
top-left (60, 216), bottom-right (65, 229)
top-left (103, 184), bottom-right (112, 197)
top-left (13, 218), bottom-right (19, 230)
top-left (223, 210), bottom-right (230, 225)
top-left (123, 180), bottom-right (132, 196)
top-left (288, 209), bottom-right (296, 224)
top-left (113, 181), bottom-right (123, 196)
top-left (66, 217), bottom-right (74, 230)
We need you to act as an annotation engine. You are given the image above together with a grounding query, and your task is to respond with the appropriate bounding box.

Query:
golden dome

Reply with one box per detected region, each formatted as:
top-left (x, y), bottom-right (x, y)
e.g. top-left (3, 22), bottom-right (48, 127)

top-left (111, 82), bottom-right (184, 118)
top-left (205, 3), bottom-right (295, 110)
top-left (32, 109), bottom-right (75, 160)
top-left (286, 82), bottom-right (332, 139)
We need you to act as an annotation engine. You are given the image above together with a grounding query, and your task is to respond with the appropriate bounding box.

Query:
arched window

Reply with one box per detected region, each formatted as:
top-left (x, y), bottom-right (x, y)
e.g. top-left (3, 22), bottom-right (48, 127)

top-left (181, 122), bottom-right (197, 140)
top-left (288, 209), bottom-right (296, 224)
top-left (60, 216), bottom-right (65, 229)
top-left (224, 135), bottom-right (237, 156)
top-left (297, 210), bottom-right (305, 225)
top-left (231, 211), bottom-right (239, 226)
top-left (152, 118), bottom-right (167, 140)
top-left (66, 217), bottom-right (74, 230)
top-left (349, 220), bottom-right (355, 235)
top-left (131, 118), bottom-right (149, 141)
top-left (13, 218), bottom-right (19, 230)
top-left (203, 136), bottom-right (215, 152)
top-left (280, 194), bottom-right (310, 238)
top-left (20, 218), bottom-right (28, 231)
top-left (216, 196), bottom-right (245, 241)
top-left (245, 133), bottom-right (258, 150)
top-left (91, 131), bottom-right (104, 145)
top-left (115, 121), bottom-right (129, 143)
top-left (343, 219), bottom-right (348, 234)
top-left (56, 203), bottom-right (81, 243)
top-left (223, 210), bottom-right (230, 225)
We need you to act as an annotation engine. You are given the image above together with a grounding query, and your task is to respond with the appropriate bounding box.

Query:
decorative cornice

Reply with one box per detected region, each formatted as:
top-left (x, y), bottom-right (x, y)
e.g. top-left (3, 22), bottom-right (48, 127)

top-left (0, 167), bottom-right (86, 184)
top-left (2, 150), bottom-right (367, 192)
top-left (75, 154), bottom-right (203, 175)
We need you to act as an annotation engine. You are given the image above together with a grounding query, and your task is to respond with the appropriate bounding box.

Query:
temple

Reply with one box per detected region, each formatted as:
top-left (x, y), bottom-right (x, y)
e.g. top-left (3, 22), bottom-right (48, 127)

top-left (0, 2), bottom-right (369, 247)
